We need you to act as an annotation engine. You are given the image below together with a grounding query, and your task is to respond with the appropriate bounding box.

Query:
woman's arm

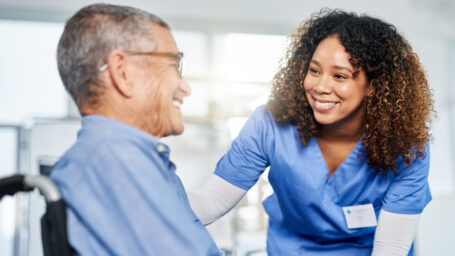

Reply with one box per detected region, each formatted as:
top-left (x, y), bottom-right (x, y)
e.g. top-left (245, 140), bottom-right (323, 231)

top-left (188, 174), bottom-right (247, 225)
top-left (371, 209), bottom-right (421, 256)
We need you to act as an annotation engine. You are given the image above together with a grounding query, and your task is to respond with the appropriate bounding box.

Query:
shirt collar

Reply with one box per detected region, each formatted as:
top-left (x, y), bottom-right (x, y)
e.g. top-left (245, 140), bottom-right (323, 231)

top-left (81, 115), bottom-right (170, 155)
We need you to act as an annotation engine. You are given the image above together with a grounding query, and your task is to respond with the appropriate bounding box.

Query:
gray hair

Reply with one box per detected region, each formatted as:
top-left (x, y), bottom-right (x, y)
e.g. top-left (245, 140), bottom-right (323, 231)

top-left (57, 3), bottom-right (169, 111)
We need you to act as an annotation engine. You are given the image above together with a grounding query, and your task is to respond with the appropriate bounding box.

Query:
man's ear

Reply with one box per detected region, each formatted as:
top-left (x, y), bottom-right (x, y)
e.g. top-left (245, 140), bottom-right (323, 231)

top-left (107, 50), bottom-right (135, 98)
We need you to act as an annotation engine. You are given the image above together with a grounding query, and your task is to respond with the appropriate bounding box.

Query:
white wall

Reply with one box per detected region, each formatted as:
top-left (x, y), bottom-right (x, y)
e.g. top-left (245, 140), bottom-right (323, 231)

top-left (0, 20), bottom-right (66, 123)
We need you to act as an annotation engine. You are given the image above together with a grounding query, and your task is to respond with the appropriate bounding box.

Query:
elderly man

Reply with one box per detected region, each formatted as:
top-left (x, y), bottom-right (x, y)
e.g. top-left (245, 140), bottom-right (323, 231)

top-left (50, 3), bottom-right (220, 255)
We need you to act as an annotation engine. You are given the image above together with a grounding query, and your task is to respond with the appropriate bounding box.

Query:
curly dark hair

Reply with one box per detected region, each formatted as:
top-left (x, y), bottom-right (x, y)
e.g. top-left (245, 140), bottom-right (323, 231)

top-left (267, 9), bottom-right (434, 174)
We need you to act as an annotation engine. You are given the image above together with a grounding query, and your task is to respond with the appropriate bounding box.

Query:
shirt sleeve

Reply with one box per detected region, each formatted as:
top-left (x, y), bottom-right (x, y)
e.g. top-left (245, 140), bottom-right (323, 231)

top-left (214, 106), bottom-right (275, 190)
top-left (381, 144), bottom-right (432, 214)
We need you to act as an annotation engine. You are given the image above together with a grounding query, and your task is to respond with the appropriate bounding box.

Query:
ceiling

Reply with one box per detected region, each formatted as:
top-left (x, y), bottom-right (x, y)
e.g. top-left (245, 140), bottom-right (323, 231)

top-left (0, 0), bottom-right (453, 35)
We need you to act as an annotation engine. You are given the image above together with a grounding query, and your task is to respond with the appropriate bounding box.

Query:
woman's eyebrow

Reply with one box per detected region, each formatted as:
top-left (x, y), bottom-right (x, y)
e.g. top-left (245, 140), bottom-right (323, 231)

top-left (310, 60), bottom-right (321, 66)
top-left (310, 60), bottom-right (354, 73)
top-left (331, 65), bottom-right (354, 73)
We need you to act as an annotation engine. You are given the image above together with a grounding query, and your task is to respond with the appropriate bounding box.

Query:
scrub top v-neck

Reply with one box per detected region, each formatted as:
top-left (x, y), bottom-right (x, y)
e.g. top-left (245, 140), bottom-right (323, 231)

top-left (214, 106), bottom-right (431, 255)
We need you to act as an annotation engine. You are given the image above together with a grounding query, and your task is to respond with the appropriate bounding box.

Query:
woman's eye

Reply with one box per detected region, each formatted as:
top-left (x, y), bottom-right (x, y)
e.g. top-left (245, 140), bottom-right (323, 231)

top-left (309, 68), bottom-right (319, 74)
top-left (334, 74), bottom-right (347, 79)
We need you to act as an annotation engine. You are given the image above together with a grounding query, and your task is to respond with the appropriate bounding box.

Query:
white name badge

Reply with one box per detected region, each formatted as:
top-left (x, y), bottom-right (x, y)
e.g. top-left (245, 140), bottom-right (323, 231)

top-left (342, 203), bottom-right (378, 229)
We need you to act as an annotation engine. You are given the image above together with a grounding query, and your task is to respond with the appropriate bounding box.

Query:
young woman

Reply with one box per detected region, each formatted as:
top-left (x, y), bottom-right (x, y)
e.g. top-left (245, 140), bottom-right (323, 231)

top-left (189, 9), bottom-right (434, 255)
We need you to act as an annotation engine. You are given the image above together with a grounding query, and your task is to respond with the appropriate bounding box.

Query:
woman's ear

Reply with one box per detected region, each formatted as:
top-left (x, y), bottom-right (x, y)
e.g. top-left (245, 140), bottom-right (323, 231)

top-left (366, 84), bottom-right (375, 97)
top-left (107, 50), bottom-right (135, 98)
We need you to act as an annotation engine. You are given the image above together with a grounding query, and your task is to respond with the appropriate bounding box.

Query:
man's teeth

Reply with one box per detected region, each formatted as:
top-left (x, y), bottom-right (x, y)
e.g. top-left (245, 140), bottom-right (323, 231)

top-left (172, 101), bottom-right (182, 108)
top-left (315, 100), bottom-right (337, 107)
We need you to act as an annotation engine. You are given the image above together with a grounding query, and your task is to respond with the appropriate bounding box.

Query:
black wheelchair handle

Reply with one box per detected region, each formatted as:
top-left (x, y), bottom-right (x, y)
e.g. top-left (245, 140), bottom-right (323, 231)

top-left (24, 175), bottom-right (62, 202)
top-left (0, 174), bottom-right (33, 200)
top-left (0, 174), bottom-right (61, 202)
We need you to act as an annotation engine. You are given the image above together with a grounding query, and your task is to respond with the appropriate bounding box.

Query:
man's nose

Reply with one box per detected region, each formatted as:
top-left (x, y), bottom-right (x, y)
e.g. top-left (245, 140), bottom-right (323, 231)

top-left (179, 78), bottom-right (192, 97)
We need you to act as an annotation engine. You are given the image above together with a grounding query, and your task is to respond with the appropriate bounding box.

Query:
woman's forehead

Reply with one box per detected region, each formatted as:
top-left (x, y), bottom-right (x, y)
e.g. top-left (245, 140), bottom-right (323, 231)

top-left (312, 37), bottom-right (352, 67)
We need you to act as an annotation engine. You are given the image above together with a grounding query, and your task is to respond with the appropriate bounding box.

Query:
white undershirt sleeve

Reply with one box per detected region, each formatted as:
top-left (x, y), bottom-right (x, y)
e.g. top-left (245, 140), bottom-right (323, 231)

top-left (371, 209), bottom-right (421, 256)
top-left (188, 174), bottom-right (247, 225)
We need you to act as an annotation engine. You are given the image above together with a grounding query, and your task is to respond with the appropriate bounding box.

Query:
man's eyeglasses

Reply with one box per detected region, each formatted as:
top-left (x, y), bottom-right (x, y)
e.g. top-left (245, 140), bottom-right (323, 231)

top-left (99, 51), bottom-right (184, 77)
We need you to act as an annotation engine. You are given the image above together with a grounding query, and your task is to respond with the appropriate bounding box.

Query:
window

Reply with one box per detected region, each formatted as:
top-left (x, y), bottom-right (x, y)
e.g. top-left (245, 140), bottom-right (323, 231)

top-left (0, 20), bottom-right (66, 123)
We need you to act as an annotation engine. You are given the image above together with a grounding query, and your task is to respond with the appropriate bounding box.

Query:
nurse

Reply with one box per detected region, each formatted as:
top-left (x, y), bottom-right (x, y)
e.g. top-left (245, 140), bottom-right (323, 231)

top-left (189, 9), bottom-right (434, 256)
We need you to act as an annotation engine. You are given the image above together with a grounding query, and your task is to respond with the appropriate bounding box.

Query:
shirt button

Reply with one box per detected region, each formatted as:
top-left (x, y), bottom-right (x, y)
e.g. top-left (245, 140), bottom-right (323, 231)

top-left (157, 144), bottom-right (166, 153)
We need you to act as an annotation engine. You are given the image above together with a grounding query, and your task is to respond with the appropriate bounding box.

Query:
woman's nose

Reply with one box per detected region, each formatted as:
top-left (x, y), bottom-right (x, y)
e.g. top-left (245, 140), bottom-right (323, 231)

top-left (313, 75), bottom-right (331, 94)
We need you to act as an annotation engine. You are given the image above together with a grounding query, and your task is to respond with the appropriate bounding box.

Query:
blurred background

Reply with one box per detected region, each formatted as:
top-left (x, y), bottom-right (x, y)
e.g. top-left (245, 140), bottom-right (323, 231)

top-left (0, 0), bottom-right (454, 255)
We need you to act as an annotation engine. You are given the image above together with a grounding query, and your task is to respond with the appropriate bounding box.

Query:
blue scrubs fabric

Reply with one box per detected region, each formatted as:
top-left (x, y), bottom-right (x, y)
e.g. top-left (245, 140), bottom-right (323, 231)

top-left (215, 106), bottom-right (431, 256)
top-left (51, 115), bottom-right (220, 256)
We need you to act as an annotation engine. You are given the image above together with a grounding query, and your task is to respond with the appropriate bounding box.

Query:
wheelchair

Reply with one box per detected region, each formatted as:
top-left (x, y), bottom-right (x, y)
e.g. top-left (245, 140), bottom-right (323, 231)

top-left (0, 174), bottom-right (73, 256)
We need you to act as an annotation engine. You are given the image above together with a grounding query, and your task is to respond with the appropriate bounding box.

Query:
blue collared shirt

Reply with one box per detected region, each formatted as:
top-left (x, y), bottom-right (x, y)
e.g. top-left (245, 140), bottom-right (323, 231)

top-left (51, 115), bottom-right (220, 256)
top-left (215, 105), bottom-right (431, 255)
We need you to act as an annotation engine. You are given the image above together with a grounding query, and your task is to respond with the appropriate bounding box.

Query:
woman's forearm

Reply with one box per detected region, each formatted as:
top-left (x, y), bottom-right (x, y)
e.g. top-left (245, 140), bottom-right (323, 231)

top-left (188, 174), bottom-right (247, 225)
top-left (372, 209), bottom-right (421, 256)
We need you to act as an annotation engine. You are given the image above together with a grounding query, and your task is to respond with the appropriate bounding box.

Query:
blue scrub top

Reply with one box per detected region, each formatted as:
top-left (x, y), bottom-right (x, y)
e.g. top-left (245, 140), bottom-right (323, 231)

top-left (215, 106), bottom-right (431, 255)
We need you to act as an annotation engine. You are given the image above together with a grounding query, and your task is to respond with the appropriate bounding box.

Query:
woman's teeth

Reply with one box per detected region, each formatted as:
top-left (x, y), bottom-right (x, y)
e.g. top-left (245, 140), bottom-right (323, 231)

top-left (315, 100), bottom-right (337, 107)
